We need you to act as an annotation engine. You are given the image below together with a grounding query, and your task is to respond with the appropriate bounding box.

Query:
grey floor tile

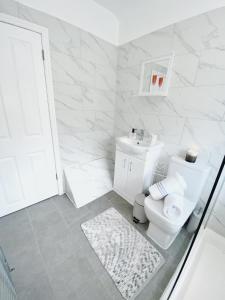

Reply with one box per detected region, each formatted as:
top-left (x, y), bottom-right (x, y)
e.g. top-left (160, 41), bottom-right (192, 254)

top-left (74, 277), bottom-right (110, 300)
top-left (40, 229), bottom-right (78, 272)
top-left (0, 208), bottom-right (27, 228)
top-left (29, 209), bottom-right (64, 233)
top-left (104, 190), bottom-right (118, 200)
top-left (28, 207), bottom-right (70, 251)
top-left (110, 198), bottom-right (133, 219)
top-left (86, 194), bottom-right (113, 214)
top-left (17, 272), bottom-right (54, 300)
top-left (48, 254), bottom-right (96, 300)
top-left (56, 198), bottom-right (92, 226)
top-left (98, 271), bottom-right (123, 300)
top-left (70, 221), bottom-right (97, 260)
top-left (0, 208), bottom-right (30, 237)
top-left (0, 192), bottom-right (192, 300)
top-left (136, 283), bottom-right (163, 300)
top-left (0, 227), bottom-right (35, 261)
top-left (10, 246), bottom-right (46, 291)
top-left (27, 197), bottom-right (57, 221)
top-left (86, 247), bottom-right (106, 275)
top-left (0, 210), bottom-right (35, 259)
top-left (52, 194), bottom-right (74, 212)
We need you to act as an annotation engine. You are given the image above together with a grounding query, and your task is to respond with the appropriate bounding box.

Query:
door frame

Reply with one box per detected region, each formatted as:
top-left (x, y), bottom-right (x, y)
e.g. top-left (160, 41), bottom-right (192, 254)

top-left (0, 13), bottom-right (63, 195)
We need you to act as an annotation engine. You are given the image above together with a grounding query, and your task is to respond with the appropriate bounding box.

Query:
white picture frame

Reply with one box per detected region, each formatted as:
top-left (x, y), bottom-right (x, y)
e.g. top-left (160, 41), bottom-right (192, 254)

top-left (139, 53), bottom-right (174, 97)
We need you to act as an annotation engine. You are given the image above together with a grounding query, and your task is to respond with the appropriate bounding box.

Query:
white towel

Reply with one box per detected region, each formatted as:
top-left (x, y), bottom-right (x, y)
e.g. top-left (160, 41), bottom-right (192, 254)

top-left (163, 194), bottom-right (184, 219)
top-left (149, 172), bottom-right (187, 200)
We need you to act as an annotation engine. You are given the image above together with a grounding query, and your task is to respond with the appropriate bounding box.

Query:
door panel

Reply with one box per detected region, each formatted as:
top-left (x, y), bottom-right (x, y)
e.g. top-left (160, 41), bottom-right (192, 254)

top-left (126, 157), bottom-right (144, 204)
top-left (28, 151), bottom-right (52, 199)
top-left (113, 151), bottom-right (128, 193)
top-left (0, 89), bottom-right (10, 138)
top-left (10, 38), bottom-right (42, 136)
top-left (0, 157), bottom-right (24, 205)
top-left (0, 22), bottom-right (58, 217)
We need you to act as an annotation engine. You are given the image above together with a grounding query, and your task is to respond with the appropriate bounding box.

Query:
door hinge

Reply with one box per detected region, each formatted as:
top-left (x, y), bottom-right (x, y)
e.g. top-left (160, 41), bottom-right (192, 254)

top-left (41, 49), bottom-right (45, 60)
top-left (56, 173), bottom-right (58, 180)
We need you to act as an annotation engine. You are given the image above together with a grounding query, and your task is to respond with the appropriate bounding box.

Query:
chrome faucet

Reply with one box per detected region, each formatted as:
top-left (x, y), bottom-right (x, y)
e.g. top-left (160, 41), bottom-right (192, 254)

top-left (134, 129), bottom-right (145, 141)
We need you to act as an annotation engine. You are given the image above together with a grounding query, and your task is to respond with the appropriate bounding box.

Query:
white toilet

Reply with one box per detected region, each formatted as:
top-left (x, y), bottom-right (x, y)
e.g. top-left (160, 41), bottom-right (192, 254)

top-left (144, 156), bottom-right (210, 249)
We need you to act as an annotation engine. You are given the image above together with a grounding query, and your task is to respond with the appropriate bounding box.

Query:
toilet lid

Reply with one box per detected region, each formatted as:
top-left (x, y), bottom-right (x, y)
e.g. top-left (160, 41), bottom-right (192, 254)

top-left (145, 195), bottom-right (196, 227)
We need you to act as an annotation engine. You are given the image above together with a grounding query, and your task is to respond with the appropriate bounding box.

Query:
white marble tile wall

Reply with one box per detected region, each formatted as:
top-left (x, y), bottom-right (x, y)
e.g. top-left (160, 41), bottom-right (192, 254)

top-left (0, 0), bottom-right (117, 168)
top-left (116, 7), bottom-right (225, 229)
top-left (0, 0), bottom-right (117, 205)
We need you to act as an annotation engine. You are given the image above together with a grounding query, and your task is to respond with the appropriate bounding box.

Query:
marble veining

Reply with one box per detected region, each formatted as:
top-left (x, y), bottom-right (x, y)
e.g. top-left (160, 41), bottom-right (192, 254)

top-left (115, 6), bottom-right (225, 230)
top-left (0, 0), bottom-right (225, 219)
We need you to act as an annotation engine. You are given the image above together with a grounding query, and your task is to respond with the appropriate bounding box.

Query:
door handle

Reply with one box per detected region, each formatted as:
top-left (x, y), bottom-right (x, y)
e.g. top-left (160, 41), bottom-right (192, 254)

top-left (129, 161), bottom-right (132, 172)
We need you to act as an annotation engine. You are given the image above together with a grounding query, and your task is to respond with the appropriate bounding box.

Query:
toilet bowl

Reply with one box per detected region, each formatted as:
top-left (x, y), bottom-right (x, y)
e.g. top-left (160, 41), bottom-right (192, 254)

top-left (144, 196), bottom-right (195, 249)
top-left (144, 156), bottom-right (210, 249)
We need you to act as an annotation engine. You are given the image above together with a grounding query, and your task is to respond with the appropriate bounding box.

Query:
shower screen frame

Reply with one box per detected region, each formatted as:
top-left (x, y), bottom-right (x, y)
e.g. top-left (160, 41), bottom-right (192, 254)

top-left (167, 155), bottom-right (225, 299)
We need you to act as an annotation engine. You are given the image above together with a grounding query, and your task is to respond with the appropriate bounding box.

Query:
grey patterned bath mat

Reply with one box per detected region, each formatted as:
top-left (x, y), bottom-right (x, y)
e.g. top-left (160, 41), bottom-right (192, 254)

top-left (81, 207), bottom-right (164, 300)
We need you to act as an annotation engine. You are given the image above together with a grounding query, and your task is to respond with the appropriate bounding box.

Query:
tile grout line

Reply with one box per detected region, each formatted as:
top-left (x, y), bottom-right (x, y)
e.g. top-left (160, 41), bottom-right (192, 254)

top-left (51, 194), bottom-right (94, 229)
top-left (53, 192), bottom-right (116, 229)
top-left (51, 195), bottom-right (73, 229)
top-left (25, 207), bottom-right (57, 298)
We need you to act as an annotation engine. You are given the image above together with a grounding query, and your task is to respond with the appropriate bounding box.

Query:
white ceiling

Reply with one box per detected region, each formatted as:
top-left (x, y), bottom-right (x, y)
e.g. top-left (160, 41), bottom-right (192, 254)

top-left (17, 0), bottom-right (225, 45)
top-left (94, 0), bottom-right (225, 45)
top-left (93, 0), bottom-right (134, 20)
top-left (16, 0), bottom-right (119, 44)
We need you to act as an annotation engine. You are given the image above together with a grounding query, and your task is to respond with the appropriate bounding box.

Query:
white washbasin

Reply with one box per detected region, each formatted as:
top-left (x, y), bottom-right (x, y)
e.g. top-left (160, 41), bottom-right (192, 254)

top-left (116, 136), bottom-right (158, 154)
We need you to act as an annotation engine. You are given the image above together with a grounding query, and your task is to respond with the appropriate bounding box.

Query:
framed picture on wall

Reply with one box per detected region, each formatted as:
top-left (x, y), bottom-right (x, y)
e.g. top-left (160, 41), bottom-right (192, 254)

top-left (139, 53), bottom-right (174, 96)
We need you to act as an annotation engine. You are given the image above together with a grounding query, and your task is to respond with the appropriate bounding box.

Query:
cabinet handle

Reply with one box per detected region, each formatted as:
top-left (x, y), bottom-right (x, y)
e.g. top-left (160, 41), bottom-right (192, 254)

top-left (123, 159), bottom-right (126, 168)
top-left (129, 161), bottom-right (132, 172)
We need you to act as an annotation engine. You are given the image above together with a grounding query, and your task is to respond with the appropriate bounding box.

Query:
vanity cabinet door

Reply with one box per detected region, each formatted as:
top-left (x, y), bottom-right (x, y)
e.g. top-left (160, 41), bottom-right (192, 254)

top-left (126, 157), bottom-right (144, 204)
top-left (113, 151), bottom-right (128, 193)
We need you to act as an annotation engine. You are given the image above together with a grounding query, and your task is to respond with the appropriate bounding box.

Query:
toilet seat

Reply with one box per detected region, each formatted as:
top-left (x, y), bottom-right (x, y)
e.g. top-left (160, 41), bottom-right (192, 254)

top-left (144, 196), bottom-right (196, 233)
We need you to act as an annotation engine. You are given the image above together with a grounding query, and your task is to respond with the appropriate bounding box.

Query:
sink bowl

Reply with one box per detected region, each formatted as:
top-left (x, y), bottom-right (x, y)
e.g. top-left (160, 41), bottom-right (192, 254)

top-left (116, 136), bottom-right (155, 154)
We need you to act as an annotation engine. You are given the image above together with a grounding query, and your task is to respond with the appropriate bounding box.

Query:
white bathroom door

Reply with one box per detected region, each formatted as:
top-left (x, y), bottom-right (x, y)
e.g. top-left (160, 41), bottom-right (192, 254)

top-left (0, 22), bottom-right (58, 217)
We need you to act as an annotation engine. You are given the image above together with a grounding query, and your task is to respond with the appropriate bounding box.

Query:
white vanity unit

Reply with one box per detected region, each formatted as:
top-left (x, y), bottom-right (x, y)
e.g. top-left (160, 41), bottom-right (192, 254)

top-left (113, 136), bottom-right (163, 205)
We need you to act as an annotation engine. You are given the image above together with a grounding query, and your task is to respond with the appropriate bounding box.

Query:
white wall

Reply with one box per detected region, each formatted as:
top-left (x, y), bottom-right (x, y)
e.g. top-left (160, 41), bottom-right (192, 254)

top-left (16, 0), bottom-right (119, 45)
top-left (118, 0), bottom-right (225, 44)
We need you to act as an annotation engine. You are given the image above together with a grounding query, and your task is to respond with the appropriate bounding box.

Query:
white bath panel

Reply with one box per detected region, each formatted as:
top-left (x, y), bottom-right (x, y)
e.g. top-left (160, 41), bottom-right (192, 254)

top-left (169, 228), bottom-right (225, 300)
top-left (64, 158), bottom-right (114, 208)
